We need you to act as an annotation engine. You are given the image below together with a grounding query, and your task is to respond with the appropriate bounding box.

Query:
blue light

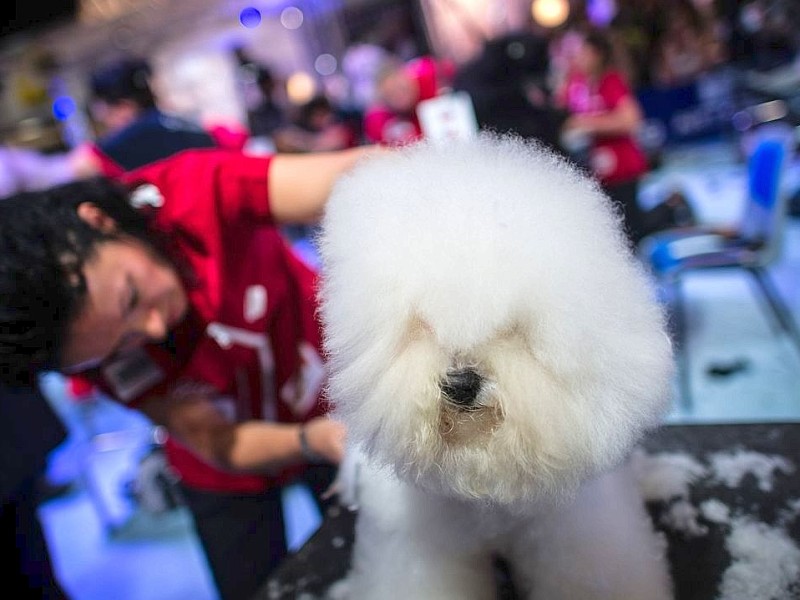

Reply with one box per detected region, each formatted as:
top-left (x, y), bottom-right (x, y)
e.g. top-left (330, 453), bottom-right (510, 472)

top-left (52, 96), bottom-right (76, 121)
top-left (239, 7), bottom-right (262, 28)
top-left (587, 0), bottom-right (615, 26)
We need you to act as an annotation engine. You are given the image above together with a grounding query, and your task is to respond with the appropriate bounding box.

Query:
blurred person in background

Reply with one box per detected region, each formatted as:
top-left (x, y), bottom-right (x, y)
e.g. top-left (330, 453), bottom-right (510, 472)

top-left (273, 94), bottom-right (360, 153)
top-left (608, 0), bottom-right (663, 90)
top-left (724, 0), bottom-right (799, 72)
top-left (556, 28), bottom-right (693, 246)
top-left (362, 54), bottom-right (454, 146)
top-left (341, 41), bottom-right (391, 114)
top-left (245, 65), bottom-right (292, 151)
top-left (72, 57), bottom-right (218, 177)
top-left (453, 31), bottom-right (569, 155)
top-left (649, 0), bottom-right (726, 88)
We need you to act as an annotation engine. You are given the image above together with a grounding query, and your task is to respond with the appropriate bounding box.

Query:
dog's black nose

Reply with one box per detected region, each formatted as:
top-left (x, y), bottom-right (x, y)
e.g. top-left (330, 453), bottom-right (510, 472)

top-left (442, 368), bottom-right (482, 407)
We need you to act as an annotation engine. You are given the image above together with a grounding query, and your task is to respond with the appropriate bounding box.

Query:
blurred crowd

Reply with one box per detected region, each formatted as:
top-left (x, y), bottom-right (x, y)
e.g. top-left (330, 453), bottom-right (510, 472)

top-left (6, 0), bottom-right (796, 244)
top-left (2, 0), bottom-right (797, 191)
top-left (2, 0), bottom-right (799, 192)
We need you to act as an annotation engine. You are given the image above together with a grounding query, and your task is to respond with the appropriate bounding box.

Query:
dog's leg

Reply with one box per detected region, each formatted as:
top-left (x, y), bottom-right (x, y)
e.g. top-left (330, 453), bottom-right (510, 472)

top-left (334, 460), bottom-right (497, 600)
top-left (508, 459), bottom-right (673, 600)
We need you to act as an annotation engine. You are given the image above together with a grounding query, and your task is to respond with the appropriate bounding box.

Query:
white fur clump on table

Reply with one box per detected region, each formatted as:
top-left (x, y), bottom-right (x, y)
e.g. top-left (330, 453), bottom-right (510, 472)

top-left (317, 134), bottom-right (676, 599)
top-left (632, 448), bottom-right (800, 600)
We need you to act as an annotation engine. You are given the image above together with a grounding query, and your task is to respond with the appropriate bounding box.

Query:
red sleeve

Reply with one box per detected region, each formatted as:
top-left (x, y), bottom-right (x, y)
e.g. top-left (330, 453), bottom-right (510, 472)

top-left (363, 106), bottom-right (394, 144)
top-left (408, 56), bottom-right (443, 102)
top-left (122, 148), bottom-right (274, 225)
top-left (599, 71), bottom-right (632, 110)
top-left (206, 122), bottom-right (250, 151)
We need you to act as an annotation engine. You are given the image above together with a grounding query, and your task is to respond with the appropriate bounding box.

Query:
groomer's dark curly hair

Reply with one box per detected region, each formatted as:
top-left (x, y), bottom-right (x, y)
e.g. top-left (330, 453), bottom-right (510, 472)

top-left (0, 177), bottom-right (152, 386)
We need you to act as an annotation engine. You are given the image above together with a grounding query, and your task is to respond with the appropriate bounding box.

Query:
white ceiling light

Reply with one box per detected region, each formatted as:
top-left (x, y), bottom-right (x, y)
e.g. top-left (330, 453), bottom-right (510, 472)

top-left (286, 71), bottom-right (316, 105)
top-left (531, 0), bottom-right (569, 28)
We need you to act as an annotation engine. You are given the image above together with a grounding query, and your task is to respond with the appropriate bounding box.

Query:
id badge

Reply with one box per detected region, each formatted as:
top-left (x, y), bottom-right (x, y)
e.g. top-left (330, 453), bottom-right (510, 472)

top-left (416, 91), bottom-right (480, 143)
top-left (102, 347), bottom-right (165, 403)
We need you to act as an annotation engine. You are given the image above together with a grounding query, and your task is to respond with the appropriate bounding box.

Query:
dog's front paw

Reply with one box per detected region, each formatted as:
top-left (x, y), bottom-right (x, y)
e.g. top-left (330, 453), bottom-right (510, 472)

top-left (329, 446), bottom-right (367, 510)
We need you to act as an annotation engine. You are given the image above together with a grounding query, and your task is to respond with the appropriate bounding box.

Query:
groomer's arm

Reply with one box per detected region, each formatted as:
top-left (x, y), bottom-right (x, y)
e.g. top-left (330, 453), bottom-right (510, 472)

top-left (268, 145), bottom-right (386, 224)
top-left (564, 96), bottom-right (643, 137)
top-left (140, 394), bottom-right (345, 474)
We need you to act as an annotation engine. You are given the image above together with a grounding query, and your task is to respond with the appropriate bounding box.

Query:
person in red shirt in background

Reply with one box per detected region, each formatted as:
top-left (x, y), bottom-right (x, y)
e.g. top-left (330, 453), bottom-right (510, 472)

top-left (0, 144), bottom-right (382, 600)
top-left (363, 55), bottom-right (454, 146)
top-left (556, 28), bottom-right (651, 245)
top-left (556, 28), bottom-right (696, 246)
top-left (273, 95), bottom-right (360, 154)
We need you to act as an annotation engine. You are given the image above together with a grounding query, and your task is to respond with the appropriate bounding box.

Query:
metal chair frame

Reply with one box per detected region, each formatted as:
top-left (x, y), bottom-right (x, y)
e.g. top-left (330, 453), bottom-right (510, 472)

top-left (641, 130), bottom-right (800, 408)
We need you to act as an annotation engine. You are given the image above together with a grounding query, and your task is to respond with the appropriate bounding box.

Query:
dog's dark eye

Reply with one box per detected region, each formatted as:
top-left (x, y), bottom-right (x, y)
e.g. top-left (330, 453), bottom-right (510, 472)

top-left (442, 368), bottom-right (483, 407)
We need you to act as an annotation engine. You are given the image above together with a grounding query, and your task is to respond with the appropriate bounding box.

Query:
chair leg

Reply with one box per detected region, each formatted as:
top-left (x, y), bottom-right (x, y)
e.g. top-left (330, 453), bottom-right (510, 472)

top-left (748, 268), bottom-right (800, 358)
top-left (747, 270), bottom-right (787, 337)
top-left (664, 277), bottom-right (691, 410)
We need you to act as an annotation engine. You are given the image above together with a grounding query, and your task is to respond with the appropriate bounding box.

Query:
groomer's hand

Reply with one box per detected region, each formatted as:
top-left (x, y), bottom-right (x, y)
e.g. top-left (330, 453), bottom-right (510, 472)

top-left (301, 416), bottom-right (346, 465)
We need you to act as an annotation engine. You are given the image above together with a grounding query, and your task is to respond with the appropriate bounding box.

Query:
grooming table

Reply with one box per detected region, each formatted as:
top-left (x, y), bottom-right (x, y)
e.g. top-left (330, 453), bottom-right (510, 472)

top-left (254, 422), bottom-right (800, 600)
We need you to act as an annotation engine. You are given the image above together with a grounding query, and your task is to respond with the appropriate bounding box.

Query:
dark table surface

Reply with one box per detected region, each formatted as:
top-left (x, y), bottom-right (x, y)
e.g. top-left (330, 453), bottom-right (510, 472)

top-left (255, 422), bottom-right (800, 600)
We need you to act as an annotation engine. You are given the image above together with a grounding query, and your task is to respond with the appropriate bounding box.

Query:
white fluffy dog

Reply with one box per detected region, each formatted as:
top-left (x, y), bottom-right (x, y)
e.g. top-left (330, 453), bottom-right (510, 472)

top-left (317, 134), bottom-right (675, 599)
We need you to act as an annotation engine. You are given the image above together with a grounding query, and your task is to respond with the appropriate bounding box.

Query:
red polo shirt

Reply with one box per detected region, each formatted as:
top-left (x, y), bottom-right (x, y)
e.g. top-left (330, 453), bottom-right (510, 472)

top-left (92, 149), bottom-right (327, 492)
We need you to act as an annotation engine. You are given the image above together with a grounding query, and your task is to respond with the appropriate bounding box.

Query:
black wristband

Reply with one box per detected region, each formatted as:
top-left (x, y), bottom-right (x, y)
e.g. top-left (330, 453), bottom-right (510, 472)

top-left (299, 426), bottom-right (324, 463)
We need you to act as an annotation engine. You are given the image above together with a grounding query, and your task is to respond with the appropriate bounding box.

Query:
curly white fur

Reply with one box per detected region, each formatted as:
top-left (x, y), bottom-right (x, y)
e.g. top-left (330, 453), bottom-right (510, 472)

top-left (318, 134), bottom-right (675, 599)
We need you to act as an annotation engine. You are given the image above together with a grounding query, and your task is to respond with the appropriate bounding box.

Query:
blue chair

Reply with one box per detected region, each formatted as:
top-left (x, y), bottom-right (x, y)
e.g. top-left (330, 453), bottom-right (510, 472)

top-left (639, 131), bottom-right (800, 408)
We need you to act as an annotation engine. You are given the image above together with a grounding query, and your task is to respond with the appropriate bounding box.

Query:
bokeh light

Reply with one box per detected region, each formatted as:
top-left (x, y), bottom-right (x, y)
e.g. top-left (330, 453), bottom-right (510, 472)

top-left (52, 96), bottom-right (76, 121)
top-left (239, 7), bottom-right (262, 28)
top-left (286, 71), bottom-right (317, 105)
top-left (531, 0), bottom-right (569, 28)
top-left (314, 54), bottom-right (337, 76)
top-left (587, 0), bottom-right (616, 27)
top-left (280, 7), bottom-right (304, 29)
